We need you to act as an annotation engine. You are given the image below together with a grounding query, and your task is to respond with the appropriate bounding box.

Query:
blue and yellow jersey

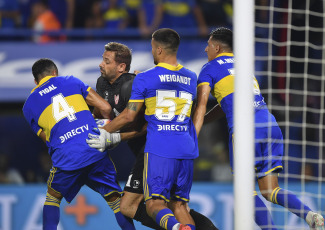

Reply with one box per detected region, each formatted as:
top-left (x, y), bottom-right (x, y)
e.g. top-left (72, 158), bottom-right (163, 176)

top-left (23, 76), bottom-right (106, 170)
top-left (129, 63), bottom-right (199, 159)
top-left (198, 53), bottom-right (276, 131)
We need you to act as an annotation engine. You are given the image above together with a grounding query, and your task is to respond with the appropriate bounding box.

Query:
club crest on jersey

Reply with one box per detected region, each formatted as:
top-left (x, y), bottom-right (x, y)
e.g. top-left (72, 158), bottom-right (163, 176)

top-left (114, 94), bottom-right (119, 104)
top-left (104, 91), bottom-right (109, 101)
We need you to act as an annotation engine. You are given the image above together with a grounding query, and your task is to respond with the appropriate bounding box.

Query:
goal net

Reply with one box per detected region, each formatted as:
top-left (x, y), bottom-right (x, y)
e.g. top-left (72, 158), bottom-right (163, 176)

top-left (254, 0), bottom-right (325, 229)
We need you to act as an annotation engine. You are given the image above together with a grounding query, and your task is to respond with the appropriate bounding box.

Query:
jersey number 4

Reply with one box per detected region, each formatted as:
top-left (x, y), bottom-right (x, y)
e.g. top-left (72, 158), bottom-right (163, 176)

top-left (52, 93), bottom-right (77, 122)
top-left (155, 90), bottom-right (192, 122)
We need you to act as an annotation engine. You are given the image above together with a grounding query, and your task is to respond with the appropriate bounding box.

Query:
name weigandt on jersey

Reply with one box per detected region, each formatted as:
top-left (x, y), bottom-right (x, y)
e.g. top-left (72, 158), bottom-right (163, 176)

top-left (158, 74), bottom-right (191, 85)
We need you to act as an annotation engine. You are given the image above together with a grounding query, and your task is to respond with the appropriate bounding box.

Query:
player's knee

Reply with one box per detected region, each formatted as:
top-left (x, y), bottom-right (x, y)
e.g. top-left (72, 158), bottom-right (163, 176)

top-left (168, 200), bottom-right (187, 213)
top-left (47, 187), bottom-right (63, 200)
top-left (119, 198), bottom-right (133, 217)
top-left (259, 190), bottom-right (272, 201)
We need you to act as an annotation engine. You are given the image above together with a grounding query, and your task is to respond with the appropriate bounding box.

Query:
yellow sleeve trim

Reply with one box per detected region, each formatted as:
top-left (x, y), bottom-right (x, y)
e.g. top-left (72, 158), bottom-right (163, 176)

top-left (129, 99), bottom-right (144, 102)
top-left (197, 82), bottom-right (210, 88)
top-left (87, 87), bottom-right (91, 92)
top-left (37, 129), bottom-right (42, 136)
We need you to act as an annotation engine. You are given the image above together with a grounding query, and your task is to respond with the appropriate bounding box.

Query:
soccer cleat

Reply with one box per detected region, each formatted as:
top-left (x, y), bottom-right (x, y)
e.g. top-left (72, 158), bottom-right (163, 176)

top-left (179, 224), bottom-right (192, 230)
top-left (306, 212), bottom-right (324, 230)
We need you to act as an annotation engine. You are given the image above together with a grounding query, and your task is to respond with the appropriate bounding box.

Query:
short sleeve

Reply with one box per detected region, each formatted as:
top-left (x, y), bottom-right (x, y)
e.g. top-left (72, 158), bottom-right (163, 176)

top-left (67, 76), bottom-right (91, 99)
top-left (197, 63), bottom-right (214, 88)
top-left (129, 73), bottom-right (146, 102)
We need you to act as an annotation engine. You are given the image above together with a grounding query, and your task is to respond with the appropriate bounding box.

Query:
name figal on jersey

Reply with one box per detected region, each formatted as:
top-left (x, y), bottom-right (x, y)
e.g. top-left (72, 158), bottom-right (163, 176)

top-left (59, 124), bottom-right (89, 143)
top-left (158, 74), bottom-right (191, 85)
top-left (39, 84), bottom-right (57, 96)
top-left (157, 124), bottom-right (188, 132)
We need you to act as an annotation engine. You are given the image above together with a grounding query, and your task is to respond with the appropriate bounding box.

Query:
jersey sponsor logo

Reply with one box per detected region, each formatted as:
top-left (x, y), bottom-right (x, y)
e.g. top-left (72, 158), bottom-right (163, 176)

top-left (158, 74), bottom-right (191, 85)
top-left (157, 124), bottom-right (188, 132)
top-left (114, 94), bottom-right (119, 104)
top-left (39, 84), bottom-right (57, 96)
top-left (59, 124), bottom-right (89, 143)
top-left (104, 91), bottom-right (109, 101)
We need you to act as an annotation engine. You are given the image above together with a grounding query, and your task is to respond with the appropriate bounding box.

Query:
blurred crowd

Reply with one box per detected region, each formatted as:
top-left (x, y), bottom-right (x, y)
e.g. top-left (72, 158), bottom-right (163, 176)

top-left (0, 0), bottom-right (233, 42)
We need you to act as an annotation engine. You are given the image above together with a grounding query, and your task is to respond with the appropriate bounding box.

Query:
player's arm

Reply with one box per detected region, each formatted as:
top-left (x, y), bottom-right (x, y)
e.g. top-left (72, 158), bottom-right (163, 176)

top-left (120, 122), bottom-right (147, 141)
top-left (39, 130), bottom-right (47, 143)
top-left (117, 76), bottom-right (147, 141)
top-left (103, 101), bottom-right (144, 133)
top-left (86, 88), bottom-right (113, 119)
top-left (192, 84), bottom-right (211, 136)
top-left (86, 101), bottom-right (144, 152)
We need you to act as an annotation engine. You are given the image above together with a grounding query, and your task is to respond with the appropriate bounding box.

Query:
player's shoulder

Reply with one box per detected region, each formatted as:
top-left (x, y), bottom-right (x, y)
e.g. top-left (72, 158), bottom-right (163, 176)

top-left (96, 76), bottom-right (106, 84)
top-left (179, 65), bottom-right (197, 78)
top-left (138, 66), bottom-right (157, 76)
top-left (120, 73), bottom-right (136, 85)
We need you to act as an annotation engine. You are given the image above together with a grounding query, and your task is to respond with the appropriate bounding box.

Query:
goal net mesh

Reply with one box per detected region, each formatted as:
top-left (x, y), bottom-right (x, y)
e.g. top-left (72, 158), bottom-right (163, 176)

top-left (254, 0), bottom-right (324, 228)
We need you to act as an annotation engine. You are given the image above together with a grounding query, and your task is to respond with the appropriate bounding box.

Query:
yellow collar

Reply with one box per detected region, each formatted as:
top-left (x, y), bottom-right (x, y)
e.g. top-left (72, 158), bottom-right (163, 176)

top-left (156, 63), bottom-right (183, 71)
top-left (31, 76), bottom-right (55, 93)
top-left (215, 52), bottom-right (234, 59)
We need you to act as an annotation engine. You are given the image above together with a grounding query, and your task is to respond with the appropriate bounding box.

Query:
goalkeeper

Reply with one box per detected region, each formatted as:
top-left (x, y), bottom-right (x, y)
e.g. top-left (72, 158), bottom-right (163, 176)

top-left (192, 27), bottom-right (324, 230)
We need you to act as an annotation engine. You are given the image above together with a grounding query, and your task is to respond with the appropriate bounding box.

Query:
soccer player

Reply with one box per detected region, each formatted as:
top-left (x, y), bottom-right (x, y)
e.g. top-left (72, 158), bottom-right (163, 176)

top-left (88, 28), bottom-right (198, 230)
top-left (192, 27), bottom-right (325, 230)
top-left (91, 41), bottom-right (218, 230)
top-left (22, 58), bottom-right (135, 230)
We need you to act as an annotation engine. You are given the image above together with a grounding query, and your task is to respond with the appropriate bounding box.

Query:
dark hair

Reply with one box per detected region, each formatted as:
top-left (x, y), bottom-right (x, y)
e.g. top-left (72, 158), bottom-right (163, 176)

top-left (32, 58), bottom-right (58, 82)
top-left (104, 42), bottom-right (132, 72)
top-left (152, 28), bottom-right (180, 54)
top-left (210, 27), bottom-right (233, 51)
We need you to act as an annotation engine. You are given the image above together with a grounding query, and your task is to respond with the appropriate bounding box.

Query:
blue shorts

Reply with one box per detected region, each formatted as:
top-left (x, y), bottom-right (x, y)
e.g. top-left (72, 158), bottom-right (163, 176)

top-left (143, 153), bottom-right (193, 203)
top-left (229, 125), bottom-right (283, 178)
top-left (47, 155), bottom-right (122, 203)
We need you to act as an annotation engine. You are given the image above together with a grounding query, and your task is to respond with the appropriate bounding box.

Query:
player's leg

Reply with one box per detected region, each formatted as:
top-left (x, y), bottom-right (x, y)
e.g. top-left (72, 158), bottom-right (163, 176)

top-left (188, 207), bottom-right (219, 230)
top-left (169, 201), bottom-right (195, 228)
top-left (120, 191), bottom-right (144, 218)
top-left (44, 167), bottom-right (84, 230)
top-left (254, 191), bottom-right (277, 230)
top-left (104, 192), bottom-right (135, 230)
top-left (257, 125), bottom-right (324, 229)
top-left (85, 156), bottom-right (135, 230)
top-left (43, 186), bottom-right (62, 230)
top-left (230, 130), bottom-right (278, 230)
top-left (144, 153), bottom-right (187, 230)
top-left (258, 174), bottom-right (324, 229)
top-left (122, 191), bottom-right (165, 230)
top-left (168, 158), bottom-right (195, 230)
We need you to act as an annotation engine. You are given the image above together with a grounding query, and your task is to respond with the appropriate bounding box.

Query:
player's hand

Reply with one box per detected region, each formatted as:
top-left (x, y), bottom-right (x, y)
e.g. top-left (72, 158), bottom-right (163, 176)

top-left (86, 128), bottom-right (121, 152)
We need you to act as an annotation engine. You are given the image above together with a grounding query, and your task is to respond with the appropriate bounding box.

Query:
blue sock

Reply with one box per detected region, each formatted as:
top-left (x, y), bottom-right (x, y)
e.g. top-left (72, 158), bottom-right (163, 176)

top-left (156, 208), bottom-right (179, 230)
top-left (107, 197), bottom-right (135, 230)
top-left (187, 224), bottom-right (196, 230)
top-left (43, 193), bottom-right (61, 230)
top-left (255, 194), bottom-right (277, 230)
top-left (270, 187), bottom-right (312, 219)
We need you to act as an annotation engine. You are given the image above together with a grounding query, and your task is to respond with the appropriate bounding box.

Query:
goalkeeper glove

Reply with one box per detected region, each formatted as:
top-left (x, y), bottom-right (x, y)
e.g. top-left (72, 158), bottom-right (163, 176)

top-left (86, 128), bottom-right (121, 152)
